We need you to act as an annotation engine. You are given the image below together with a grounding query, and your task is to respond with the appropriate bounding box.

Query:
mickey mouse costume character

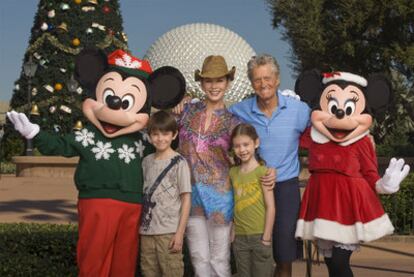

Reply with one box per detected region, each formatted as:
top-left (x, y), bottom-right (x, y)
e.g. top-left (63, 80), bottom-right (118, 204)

top-left (7, 48), bottom-right (185, 277)
top-left (294, 70), bottom-right (410, 277)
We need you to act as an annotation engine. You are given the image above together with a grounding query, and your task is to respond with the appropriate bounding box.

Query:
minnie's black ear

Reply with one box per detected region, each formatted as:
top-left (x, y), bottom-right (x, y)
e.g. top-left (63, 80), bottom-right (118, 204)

top-left (365, 74), bottom-right (392, 119)
top-left (75, 48), bottom-right (108, 94)
top-left (149, 66), bottom-right (185, 109)
top-left (294, 69), bottom-right (323, 108)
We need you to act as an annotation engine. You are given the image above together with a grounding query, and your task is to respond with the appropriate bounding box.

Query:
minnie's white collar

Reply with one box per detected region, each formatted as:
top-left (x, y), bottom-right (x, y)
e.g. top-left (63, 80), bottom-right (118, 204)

top-left (310, 126), bottom-right (369, 146)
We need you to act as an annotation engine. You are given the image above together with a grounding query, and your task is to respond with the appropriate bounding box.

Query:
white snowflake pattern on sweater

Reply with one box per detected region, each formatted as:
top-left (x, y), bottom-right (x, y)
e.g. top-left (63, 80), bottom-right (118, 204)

top-left (134, 140), bottom-right (145, 158)
top-left (91, 141), bottom-right (115, 160)
top-left (118, 144), bottom-right (136, 164)
top-left (75, 128), bottom-right (95, 147)
top-left (140, 130), bottom-right (150, 142)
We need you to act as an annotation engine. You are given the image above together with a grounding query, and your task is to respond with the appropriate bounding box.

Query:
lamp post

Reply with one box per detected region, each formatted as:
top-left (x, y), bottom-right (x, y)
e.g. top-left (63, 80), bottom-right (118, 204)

top-left (67, 74), bottom-right (79, 93)
top-left (67, 74), bottom-right (83, 130)
top-left (23, 56), bottom-right (38, 156)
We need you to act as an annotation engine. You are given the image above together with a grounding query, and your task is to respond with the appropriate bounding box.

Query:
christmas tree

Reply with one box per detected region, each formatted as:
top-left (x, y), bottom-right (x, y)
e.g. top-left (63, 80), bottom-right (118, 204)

top-left (2, 0), bottom-right (129, 160)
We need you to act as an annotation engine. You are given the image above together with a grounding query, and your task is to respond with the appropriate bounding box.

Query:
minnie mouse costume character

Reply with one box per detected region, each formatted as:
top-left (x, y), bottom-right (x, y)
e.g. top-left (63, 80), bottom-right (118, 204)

top-left (294, 70), bottom-right (410, 276)
top-left (7, 48), bottom-right (185, 277)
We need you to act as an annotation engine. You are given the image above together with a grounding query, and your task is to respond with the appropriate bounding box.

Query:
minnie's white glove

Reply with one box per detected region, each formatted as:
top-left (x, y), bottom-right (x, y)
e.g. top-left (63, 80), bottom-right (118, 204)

top-left (375, 158), bottom-right (410, 194)
top-left (7, 111), bottom-right (40, 139)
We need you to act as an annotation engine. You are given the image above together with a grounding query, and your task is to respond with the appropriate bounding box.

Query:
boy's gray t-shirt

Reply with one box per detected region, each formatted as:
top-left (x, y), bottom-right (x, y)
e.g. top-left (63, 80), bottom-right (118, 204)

top-left (139, 152), bottom-right (192, 235)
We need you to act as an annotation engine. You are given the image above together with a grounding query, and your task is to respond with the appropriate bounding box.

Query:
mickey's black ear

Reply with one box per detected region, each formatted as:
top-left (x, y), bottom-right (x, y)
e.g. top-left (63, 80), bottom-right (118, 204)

top-left (294, 69), bottom-right (323, 108)
top-left (149, 66), bottom-right (186, 109)
top-left (75, 48), bottom-right (108, 93)
top-left (365, 74), bottom-right (392, 118)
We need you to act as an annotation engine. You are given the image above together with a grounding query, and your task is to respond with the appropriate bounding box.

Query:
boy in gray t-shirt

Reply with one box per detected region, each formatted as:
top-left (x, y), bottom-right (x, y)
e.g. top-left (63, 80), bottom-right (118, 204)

top-left (139, 111), bottom-right (191, 277)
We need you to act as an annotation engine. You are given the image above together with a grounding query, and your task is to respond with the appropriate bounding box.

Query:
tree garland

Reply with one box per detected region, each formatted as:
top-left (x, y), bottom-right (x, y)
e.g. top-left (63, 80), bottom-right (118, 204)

top-left (27, 33), bottom-right (128, 55)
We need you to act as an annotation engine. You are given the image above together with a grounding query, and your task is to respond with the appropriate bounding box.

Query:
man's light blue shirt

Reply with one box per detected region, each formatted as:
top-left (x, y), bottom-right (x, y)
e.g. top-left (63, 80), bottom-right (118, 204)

top-left (229, 91), bottom-right (310, 182)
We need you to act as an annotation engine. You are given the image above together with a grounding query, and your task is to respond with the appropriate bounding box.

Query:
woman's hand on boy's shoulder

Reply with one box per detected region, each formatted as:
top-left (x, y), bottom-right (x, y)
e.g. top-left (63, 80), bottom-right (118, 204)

top-left (260, 167), bottom-right (276, 190)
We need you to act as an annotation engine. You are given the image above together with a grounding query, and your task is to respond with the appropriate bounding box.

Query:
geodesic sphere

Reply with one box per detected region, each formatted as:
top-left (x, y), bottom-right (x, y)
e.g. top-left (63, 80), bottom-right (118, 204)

top-left (144, 23), bottom-right (256, 104)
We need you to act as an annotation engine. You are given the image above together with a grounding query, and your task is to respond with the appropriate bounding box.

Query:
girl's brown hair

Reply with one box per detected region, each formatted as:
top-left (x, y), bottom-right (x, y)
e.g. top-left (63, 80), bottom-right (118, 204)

top-left (230, 123), bottom-right (265, 166)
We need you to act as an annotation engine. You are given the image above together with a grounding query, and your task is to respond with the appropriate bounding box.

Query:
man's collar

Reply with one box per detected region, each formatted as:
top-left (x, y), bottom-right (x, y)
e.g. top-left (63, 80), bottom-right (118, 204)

top-left (278, 92), bottom-right (287, 109)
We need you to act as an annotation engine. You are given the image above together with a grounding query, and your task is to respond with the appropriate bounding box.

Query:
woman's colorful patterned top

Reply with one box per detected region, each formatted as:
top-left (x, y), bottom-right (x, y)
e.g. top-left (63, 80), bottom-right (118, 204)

top-left (177, 101), bottom-right (240, 224)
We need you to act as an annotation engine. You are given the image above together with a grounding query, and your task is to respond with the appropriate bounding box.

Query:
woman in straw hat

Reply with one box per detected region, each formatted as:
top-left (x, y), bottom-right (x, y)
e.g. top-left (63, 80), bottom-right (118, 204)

top-left (175, 55), bottom-right (239, 276)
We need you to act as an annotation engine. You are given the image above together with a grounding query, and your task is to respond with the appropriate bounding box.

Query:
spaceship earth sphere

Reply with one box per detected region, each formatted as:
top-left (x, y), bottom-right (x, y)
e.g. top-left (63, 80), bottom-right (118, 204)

top-left (144, 23), bottom-right (256, 104)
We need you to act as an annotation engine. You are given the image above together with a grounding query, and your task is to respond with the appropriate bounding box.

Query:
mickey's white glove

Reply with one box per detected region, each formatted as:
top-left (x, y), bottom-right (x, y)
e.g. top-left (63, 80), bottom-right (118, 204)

top-left (280, 89), bottom-right (300, 101)
top-left (375, 158), bottom-right (410, 194)
top-left (7, 111), bottom-right (40, 139)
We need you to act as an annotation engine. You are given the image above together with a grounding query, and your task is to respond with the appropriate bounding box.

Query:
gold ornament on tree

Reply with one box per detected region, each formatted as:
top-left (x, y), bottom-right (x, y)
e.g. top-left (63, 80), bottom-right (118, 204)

top-left (74, 0), bottom-right (82, 4)
top-left (57, 22), bottom-right (68, 32)
top-left (72, 38), bottom-right (80, 47)
top-left (73, 120), bottom-right (83, 130)
top-left (30, 104), bottom-right (40, 116)
top-left (54, 83), bottom-right (63, 91)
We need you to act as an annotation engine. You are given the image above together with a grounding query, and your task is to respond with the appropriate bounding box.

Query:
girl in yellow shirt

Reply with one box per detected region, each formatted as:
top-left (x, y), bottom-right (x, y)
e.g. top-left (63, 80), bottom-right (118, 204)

top-left (229, 123), bottom-right (276, 277)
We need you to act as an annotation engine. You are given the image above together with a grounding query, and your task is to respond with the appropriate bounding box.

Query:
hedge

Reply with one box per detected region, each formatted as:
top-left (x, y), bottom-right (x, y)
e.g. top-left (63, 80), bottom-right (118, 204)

top-left (381, 173), bottom-right (414, 234)
top-left (0, 223), bottom-right (77, 276)
top-left (0, 223), bottom-right (195, 277)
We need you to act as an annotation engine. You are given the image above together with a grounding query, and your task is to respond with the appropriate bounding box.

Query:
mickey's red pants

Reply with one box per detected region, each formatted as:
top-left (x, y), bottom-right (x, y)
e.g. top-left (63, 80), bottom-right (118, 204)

top-left (77, 198), bottom-right (142, 277)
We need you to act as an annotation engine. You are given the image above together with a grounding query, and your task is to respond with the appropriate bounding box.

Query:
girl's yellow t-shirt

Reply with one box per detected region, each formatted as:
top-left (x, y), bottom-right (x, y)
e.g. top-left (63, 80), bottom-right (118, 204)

top-left (229, 165), bottom-right (267, 235)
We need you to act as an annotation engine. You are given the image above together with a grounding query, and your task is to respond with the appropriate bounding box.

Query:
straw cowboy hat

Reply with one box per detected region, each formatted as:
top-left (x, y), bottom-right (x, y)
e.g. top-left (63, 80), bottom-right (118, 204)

top-left (194, 55), bottom-right (236, 81)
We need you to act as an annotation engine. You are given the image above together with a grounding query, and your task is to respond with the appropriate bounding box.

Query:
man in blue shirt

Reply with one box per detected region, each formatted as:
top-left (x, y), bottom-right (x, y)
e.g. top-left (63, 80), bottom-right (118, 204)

top-left (228, 54), bottom-right (310, 277)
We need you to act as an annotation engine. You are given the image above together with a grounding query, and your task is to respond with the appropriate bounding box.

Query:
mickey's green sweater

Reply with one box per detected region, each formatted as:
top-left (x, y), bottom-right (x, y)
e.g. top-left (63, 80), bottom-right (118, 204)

top-left (34, 124), bottom-right (152, 204)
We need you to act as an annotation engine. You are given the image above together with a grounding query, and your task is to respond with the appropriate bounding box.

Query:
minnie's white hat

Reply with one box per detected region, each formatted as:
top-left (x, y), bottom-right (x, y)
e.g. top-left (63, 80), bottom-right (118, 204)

top-left (322, 72), bottom-right (367, 87)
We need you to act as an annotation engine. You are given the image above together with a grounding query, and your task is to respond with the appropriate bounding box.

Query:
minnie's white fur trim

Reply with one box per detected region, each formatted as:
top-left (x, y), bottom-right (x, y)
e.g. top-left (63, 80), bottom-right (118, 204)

top-left (310, 126), bottom-right (330, 144)
top-left (323, 72), bottom-right (367, 87)
top-left (310, 126), bottom-right (369, 146)
top-left (338, 130), bottom-right (370, 146)
top-left (295, 214), bottom-right (394, 244)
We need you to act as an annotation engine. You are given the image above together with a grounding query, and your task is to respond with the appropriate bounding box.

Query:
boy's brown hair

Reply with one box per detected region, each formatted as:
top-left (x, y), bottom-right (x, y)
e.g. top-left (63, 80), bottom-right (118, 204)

top-left (147, 110), bottom-right (178, 134)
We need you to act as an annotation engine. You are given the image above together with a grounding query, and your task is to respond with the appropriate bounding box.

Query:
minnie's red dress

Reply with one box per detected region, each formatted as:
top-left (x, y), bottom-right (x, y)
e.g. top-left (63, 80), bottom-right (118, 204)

top-left (295, 128), bottom-right (394, 244)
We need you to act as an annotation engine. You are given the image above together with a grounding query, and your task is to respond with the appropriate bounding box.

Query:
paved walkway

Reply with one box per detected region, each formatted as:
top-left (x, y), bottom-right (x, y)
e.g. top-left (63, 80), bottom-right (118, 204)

top-left (0, 175), bottom-right (77, 223)
top-left (1, 175), bottom-right (413, 276)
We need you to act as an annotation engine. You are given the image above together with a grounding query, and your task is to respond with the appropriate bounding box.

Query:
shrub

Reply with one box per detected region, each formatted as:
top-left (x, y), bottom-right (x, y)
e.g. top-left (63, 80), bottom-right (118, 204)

top-left (0, 223), bottom-right (196, 276)
top-left (376, 143), bottom-right (414, 157)
top-left (0, 128), bottom-right (25, 162)
top-left (381, 173), bottom-right (414, 235)
top-left (0, 223), bottom-right (78, 276)
top-left (0, 162), bottom-right (16, 174)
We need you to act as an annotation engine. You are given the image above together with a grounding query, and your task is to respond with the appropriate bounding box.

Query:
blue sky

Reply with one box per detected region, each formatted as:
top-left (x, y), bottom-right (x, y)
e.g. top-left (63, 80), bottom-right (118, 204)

top-left (0, 0), bottom-right (295, 102)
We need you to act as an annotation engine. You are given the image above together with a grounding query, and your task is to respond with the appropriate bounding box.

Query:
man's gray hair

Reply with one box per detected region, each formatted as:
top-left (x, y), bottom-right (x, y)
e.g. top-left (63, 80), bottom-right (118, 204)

top-left (247, 54), bottom-right (280, 81)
